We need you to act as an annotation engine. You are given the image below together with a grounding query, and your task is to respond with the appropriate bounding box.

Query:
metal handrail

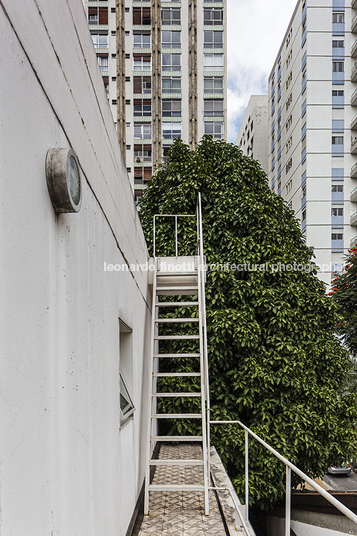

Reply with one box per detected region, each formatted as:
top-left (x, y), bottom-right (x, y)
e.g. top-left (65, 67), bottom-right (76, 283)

top-left (153, 213), bottom-right (196, 257)
top-left (210, 420), bottom-right (357, 535)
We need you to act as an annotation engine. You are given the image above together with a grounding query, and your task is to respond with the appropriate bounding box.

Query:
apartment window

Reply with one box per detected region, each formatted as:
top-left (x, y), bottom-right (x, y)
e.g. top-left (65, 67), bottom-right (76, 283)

top-left (332, 90), bottom-right (344, 97)
top-left (133, 55), bottom-right (151, 71)
top-left (286, 179), bottom-right (292, 194)
top-left (332, 207), bottom-right (343, 216)
top-left (332, 61), bottom-right (344, 72)
top-left (162, 122), bottom-right (182, 139)
top-left (133, 76), bottom-right (151, 94)
top-left (286, 93), bottom-right (292, 111)
top-left (97, 56), bottom-right (108, 71)
top-left (162, 77), bottom-right (181, 93)
top-left (332, 185), bottom-right (343, 192)
top-left (332, 40), bottom-right (344, 48)
top-left (126, 145), bottom-right (131, 150)
top-left (204, 77), bottom-right (223, 94)
top-left (204, 54), bottom-right (224, 71)
top-left (286, 158), bottom-right (292, 174)
top-left (277, 164), bottom-right (281, 179)
top-left (286, 71), bottom-right (292, 90)
top-left (332, 136), bottom-right (344, 144)
top-left (286, 114), bottom-right (293, 131)
top-left (203, 8), bottom-right (223, 25)
top-left (204, 99), bottom-right (223, 116)
top-left (133, 7), bottom-right (151, 25)
top-left (271, 157), bottom-right (275, 172)
top-left (286, 49), bottom-right (293, 69)
top-left (161, 8), bottom-right (181, 25)
top-left (162, 99), bottom-right (181, 116)
top-left (302, 209), bottom-right (306, 221)
top-left (162, 30), bottom-right (181, 48)
top-left (162, 53), bottom-right (181, 71)
top-left (204, 122), bottom-right (223, 139)
top-left (134, 99), bottom-right (152, 116)
top-left (125, 53), bottom-right (130, 58)
top-left (125, 7), bottom-right (129, 12)
top-left (134, 167), bottom-right (152, 184)
top-left (332, 234), bottom-right (343, 241)
top-left (133, 33), bottom-right (151, 48)
top-left (204, 31), bottom-right (223, 48)
top-left (286, 136), bottom-right (292, 153)
top-left (88, 13), bottom-right (98, 24)
top-left (286, 27), bottom-right (292, 48)
top-left (332, 12), bottom-right (344, 23)
top-left (91, 34), bottom-right (108, 48)
top-left (134, 145), bottom-right (152, 162)
top-left (134, 123), bottom-right (152, 139)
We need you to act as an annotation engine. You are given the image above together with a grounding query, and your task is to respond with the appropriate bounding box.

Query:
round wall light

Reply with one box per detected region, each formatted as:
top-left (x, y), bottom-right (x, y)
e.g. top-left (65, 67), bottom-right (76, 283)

top-left (46, 148), bottom-right (82, 213)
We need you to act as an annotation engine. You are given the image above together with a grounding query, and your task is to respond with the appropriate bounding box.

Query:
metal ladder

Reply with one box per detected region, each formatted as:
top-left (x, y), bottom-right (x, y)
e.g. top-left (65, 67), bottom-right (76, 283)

top-left (144, 194), bottom-right (211, 516)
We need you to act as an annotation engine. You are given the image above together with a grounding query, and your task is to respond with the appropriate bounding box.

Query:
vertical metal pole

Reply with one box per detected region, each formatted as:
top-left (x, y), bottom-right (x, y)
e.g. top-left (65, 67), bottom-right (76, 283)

top-left (153, 216), bottom-right (156, 257)
top-left (175, 215), bottom-right (178, 257)
top-left (285, 466), bottom-right (291, 536)
top-left (245, 430), bottom-right (249, 521)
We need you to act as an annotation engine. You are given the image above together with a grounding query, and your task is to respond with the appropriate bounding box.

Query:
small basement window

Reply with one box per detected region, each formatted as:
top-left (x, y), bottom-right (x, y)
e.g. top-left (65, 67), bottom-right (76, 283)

top-left (120, 373), bottom-right (135, 426)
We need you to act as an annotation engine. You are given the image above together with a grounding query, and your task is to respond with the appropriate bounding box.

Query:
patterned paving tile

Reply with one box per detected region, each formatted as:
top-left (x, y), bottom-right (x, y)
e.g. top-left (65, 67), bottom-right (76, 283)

top-left (137, 443), bottom-right (227, 536)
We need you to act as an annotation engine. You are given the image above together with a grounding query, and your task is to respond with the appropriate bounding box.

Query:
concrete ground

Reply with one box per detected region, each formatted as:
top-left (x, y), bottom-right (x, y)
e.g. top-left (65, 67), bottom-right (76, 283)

top-left (323, 470), bottom-right (357, 491)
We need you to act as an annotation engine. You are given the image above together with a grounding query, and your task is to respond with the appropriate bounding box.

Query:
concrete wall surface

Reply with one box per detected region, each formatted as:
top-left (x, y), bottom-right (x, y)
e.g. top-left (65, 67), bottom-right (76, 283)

top-left (267, 510), bottom-right (357, 536)
top-left (0, 0), bottom-right (151, 534)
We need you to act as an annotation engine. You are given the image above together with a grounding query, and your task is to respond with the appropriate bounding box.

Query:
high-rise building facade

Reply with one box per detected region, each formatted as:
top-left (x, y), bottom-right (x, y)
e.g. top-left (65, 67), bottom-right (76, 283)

top-left (236, 95), bottom-right (269, 174)
top-left (268, 0), bottom-right (357, 285)
top-left (87, 0), bottom-right (227, 202)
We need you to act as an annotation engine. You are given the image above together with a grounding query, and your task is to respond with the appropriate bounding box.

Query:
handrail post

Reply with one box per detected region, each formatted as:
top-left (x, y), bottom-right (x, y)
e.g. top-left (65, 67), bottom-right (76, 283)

top-left (245, 430), bottom-right (249, 521)
top-left (285, 466), bottom-right (291, 536)
top-left (175, 216), bottom-right (178, 257)
top-left (153, 216), bottom-right (156, 257)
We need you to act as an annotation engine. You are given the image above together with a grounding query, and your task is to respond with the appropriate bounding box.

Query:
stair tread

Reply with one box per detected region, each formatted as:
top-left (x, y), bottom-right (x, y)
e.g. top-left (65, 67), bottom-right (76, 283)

top-left (157, 286), bottom-right (198, 290)
top-left (156, 302), bottom-right (199, 307)
top-left (155, 335), bottom-right (200, 340)
top-left (156, 318), bottom-right (199, 323)
top-left (149, 459), bottom-right (204, 465)
top-left (152, 413), bottom-right (202, 418)
top-left (153, 353), bottom-right (200, 358)
top-left (151, 435), bottom-right (203, 441)
top-left (153, 392), bottom-right (201, 397)
top-left (148, 484), bottom-right (205, 491)
top-left (153, 373), bottom-right (201, 377)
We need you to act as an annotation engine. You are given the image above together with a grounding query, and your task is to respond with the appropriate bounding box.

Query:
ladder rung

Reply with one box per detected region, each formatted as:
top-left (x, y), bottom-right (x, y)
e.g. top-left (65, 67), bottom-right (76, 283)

top-left (149, 459), bottom-right (204, 466)
top-left (155, 335), bottom-right (200, 340)
top-left (152, 413), bottom-right (202, 419)
top-left (153, 373), bottom-right (201, 377)
top-left (148, 484), bottom-right (205, 491)
top-left (152, 392), bottom-right (201, 398)
top-left (151, 435), bottom-right (203, 441)
top-left (153, 353), bottom-right (200, 358)
top-left (156, 318), bottom-right (199, 323)
top-left (156, 302), bottom-right (199, 307)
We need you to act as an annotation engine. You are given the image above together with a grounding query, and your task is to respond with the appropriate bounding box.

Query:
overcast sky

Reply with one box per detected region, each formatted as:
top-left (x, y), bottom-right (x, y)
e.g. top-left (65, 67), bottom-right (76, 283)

top-left (227, 0), bottom-right (298, 143)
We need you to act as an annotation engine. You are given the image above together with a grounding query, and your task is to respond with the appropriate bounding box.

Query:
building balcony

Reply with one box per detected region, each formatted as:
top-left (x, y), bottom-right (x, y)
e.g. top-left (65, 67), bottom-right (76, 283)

top-left (353, 0), bottom-right (357, 8)
top-left (351, 186), bottom-right (357, 202)
top-left (351, 162), bottom-right (357, 177)
top-left (352, 136), bottom-right (357, 154)
top-left (352, 62), bottom-right (357, 82)
top-left (301, 195), bottom-right (306, 208)
top-left (353, 40), bottom-right (357, 59)
top-left (352, 113), bottom-right (357, 131)
top-left (351, 235), bottom-right (357, 247)
top-left (351, 211), bottom-right (357, 225)
top-left (352, 13), bottom-right (357, 33)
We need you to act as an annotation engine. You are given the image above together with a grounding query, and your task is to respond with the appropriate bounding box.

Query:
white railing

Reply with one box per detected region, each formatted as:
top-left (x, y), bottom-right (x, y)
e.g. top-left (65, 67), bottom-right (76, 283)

top-left (210, 420), bottom-right (357, 535)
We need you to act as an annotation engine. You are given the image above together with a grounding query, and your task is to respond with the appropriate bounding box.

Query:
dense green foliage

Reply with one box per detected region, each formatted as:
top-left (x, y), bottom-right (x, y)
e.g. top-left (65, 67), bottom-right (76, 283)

top-left (331, 248), bottom-right (357, 357)
top-left (140, 137), bottom-right (357, 510)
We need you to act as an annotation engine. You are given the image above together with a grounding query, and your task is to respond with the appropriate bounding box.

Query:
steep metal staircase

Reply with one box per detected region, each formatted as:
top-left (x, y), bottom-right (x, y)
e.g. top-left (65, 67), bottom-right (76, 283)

top-left (144, 194), bottom-right (211, 515)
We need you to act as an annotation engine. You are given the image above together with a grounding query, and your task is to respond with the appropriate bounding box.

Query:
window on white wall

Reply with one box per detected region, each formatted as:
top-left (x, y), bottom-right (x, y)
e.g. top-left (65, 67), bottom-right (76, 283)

top-left (203, 54), bottom-right (223, 71)
top-left (119, 319), bottom-right (134, 428)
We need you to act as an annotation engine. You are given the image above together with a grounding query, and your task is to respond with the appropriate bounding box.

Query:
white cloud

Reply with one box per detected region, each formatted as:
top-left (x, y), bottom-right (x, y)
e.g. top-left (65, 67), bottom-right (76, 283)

top-left (227, 0), bottom-right (298, 142)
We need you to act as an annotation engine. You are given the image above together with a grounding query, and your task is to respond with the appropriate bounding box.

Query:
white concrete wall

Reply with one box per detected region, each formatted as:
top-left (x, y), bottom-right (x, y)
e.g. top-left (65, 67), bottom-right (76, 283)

top-left (0, 0), bottom-right (151, 534)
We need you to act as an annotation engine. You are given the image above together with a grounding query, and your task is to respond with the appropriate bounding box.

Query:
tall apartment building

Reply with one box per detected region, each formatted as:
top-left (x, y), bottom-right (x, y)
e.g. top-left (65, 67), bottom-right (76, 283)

top-left (268, 0), bottom-right (357, 285)
top-left (236, 95), bottom-right (269, 174)
top-left (87, 0), bottom-right (227, 202)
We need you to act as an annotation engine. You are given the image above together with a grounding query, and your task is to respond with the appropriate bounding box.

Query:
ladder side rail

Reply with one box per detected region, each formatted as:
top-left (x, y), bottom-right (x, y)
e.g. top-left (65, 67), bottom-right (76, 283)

top-left (197, 193), bottom-right (211, 487)
top-left (144, 257), bottom-right (158, 515)
top-left (197, 249), bottom-right (210, 515)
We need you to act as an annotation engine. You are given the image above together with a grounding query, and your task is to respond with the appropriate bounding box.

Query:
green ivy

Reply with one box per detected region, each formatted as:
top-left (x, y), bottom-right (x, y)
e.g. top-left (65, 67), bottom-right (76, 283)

top-left (139, 137), bottom-right (357, 510)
